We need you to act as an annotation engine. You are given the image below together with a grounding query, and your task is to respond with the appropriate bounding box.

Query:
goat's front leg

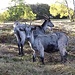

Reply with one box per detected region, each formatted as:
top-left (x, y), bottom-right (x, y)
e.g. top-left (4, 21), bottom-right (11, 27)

top-left (28, 42), bottom-right (36, 62)
top-left (20, 37), bottom-right (26, 56)
top-left (18, 43), bottom-right (21, 55)
top-left (21, 44), bottom-right (24, 56)
top-left (20, 32), bottom-right (26, 56)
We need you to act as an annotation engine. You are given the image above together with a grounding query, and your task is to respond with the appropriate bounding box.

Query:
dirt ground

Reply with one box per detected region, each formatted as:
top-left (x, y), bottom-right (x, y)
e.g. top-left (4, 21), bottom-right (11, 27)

top-left (0, 19), bottom-right (75, 75)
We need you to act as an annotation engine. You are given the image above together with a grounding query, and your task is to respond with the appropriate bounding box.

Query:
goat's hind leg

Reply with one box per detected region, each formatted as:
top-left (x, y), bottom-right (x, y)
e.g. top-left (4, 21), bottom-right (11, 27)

top-left (58, 38), bottom-right (68, 63)
top-left (20, 34), bottom-right (26, 56)
top-left (21, 44), bottom-right (24, 56)
top-left (18, 43), bottom-right (21, 55)
top-left (59, 46), bottom-right (68, 63)
top-left (60, 50), bottom-right (68, 63)
top-left (17, 42), bottom-right (24, 56)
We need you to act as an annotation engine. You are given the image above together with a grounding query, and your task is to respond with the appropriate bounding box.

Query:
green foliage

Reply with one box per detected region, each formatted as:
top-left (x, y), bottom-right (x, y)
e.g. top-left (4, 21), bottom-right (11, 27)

top-left (0, 0), bottom-right (36, 22)
top-left (30, 4), bottom-right (50, 19)
top-left (0, 11), bottom-right (9, 22)
top-left (7, 3), bottom-right (36, 21)
top-left (21, 5), bottom-right (36, 20)
top-left (11, 0), bottom-right (25, 5)
top-left (50, 3), bottom-right (74, 18)
top-left (7, 4), bottom-right (25, 21)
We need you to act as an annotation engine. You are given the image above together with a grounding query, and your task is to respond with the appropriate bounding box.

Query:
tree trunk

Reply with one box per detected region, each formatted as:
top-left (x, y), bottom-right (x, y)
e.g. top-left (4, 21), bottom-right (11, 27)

top-left (65, 0), bottom-right (72, 21)
top-left (72, 0), bottom-right (75, 21)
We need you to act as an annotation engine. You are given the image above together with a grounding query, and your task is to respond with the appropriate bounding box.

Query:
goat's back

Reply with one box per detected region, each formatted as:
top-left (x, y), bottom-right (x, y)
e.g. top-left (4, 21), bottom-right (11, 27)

top-left (34, 32), bottom-right (68, 50)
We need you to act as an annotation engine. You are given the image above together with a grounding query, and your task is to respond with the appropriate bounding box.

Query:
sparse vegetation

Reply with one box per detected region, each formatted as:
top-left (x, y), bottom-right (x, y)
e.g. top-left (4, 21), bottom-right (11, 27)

top-left (0, 19), bottom-right (75, 75)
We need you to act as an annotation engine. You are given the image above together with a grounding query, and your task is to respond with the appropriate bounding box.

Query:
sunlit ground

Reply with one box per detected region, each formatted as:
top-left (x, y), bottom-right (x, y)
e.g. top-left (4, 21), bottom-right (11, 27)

top-left (0, 19), bottom-right (75, 75)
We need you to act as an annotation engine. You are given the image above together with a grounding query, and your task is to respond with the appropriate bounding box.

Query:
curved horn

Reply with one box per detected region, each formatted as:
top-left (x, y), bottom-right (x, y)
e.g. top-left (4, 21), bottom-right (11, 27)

top-left (43, 14), bottom-right (49, 19)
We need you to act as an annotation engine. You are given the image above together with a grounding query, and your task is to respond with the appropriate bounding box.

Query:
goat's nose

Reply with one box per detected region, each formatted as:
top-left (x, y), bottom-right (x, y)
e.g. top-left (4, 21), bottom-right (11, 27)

top-left (27, 36), bottom-right (30, 40)
top-left (52, 24), bottom-right (54, 27)
top-left (26, 37), bottom-right (29, 41)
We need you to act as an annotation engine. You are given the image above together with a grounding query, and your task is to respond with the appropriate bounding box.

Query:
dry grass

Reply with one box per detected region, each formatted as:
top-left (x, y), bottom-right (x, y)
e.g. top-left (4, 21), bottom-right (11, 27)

top-left (0, 20), bottom-right (75, 75)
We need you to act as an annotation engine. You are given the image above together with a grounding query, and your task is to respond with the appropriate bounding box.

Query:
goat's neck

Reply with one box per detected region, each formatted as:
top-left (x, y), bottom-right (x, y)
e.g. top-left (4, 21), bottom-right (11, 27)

top-left (30, 31), bottom-right (35, 45)
top-left (42, 20), bottom-right (47, 31)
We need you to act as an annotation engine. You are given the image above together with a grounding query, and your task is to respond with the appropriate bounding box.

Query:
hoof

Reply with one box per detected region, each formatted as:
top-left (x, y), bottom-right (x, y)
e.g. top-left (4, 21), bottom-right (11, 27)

top-left (33, 56), bottom-right (36, 62)
top-left (21, 53), bottom-right (24, 56)
top-left (40, 57), bottom-right (45, 65)
top-left (42, 62), bottom-right (45, 65)
top-left (18, 52), bottom-right (21, 55)
top-left (61, 56), bottom-right (67, 63)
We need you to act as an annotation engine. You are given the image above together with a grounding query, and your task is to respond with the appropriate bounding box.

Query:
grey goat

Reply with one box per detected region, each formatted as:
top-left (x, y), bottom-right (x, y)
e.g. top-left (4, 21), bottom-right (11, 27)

top-left (25, 26), bottom-right (68, 64)
top-left (13, 21), bottom-right (27, 55)
top-left (13, 17), bottom-right (54, 56)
